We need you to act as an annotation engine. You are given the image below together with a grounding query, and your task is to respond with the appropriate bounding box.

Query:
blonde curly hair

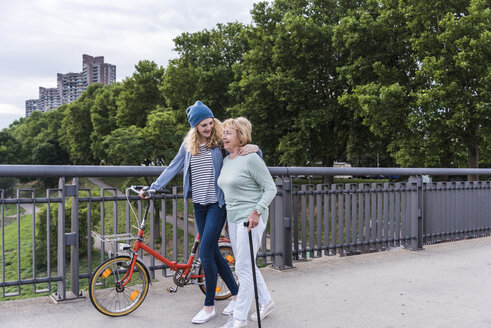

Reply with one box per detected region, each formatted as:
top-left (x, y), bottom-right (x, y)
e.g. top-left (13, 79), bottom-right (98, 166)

top-left (184, 118), bottom-right (223, 155)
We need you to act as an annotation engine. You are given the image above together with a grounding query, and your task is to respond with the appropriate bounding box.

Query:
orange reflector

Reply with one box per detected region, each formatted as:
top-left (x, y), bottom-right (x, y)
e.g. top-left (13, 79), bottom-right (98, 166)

top-left (129, 290), bottom-right (139, 301)
top-left (101, 268), bottom-right (112, 279)
top-left (226, 255), bottom-right (235, 264)
top-left (216, 286), bottom-right (222, 293)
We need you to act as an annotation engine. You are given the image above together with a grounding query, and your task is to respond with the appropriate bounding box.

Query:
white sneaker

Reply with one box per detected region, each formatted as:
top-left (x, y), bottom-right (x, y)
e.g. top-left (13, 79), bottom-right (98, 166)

top-left (222, 300), bottom-right (236, 315)
top-left (220, 316), bottom-right (247, 328)
top-left (191, 307), bottom-right (216, 324)
top-left (250, 299), bottom-right (275, 322)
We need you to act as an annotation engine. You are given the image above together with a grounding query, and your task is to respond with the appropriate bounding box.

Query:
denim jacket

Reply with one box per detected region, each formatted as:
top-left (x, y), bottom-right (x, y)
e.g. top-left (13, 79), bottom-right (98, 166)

top-left (150, 142), bottom-right (227, 206)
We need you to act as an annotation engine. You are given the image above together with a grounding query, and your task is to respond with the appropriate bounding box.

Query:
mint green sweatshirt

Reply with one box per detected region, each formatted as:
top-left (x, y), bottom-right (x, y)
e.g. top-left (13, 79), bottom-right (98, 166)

top-left (217, 153), bottom-right (277, 223)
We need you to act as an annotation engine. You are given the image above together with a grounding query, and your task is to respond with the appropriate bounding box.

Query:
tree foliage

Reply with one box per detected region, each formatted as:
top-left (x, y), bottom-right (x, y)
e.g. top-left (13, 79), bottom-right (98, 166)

top-left (1, 0), bottom-right (488, 173)
top-left (90, 83), bottom-right (123, 162)
top-left (60, 84), bottom-right (103, 164)
top-left (336, 0), bottom-right (490, 169)
top-left (116, 61), bottom-right (165, 128)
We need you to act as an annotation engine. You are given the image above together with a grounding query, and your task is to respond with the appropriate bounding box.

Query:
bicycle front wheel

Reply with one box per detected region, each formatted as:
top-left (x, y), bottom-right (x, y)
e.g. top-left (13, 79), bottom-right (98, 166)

top-left (89, 256), bottom-right (150, 316)
top-left (199, 245), bottom-right (237, 300)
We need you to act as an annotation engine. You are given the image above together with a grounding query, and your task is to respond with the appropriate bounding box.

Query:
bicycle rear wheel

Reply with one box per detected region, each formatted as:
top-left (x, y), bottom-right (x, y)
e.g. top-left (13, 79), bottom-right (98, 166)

top-left (199, 245), bottom-right (237, 300)
top-left (89, 256), bottom-right (150, 316)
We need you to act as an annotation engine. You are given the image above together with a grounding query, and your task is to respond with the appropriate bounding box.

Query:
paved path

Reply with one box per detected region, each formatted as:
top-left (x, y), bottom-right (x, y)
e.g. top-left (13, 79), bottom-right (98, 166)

top-left (2, 237), bottom-right (491, 328)
top-left (87, 177), bottom-right (124, 197)
top-left (3, 202), bottom-right (40, 226)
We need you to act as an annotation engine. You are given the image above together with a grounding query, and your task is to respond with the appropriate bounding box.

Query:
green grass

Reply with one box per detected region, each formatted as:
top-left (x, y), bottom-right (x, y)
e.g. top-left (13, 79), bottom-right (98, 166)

top-left (0, 212), bottom-right (38, 300)
top-left (2, 204), bottom-right (25, 217)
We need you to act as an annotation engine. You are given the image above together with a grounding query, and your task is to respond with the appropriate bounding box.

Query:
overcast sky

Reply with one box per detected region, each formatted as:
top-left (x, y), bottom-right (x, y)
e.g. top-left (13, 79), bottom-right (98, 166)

top-left (0, 0), bottom-right (266, 130)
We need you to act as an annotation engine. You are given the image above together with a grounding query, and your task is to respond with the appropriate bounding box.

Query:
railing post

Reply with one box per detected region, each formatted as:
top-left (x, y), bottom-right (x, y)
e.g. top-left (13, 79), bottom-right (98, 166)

top-left (51, 177), bottom-right (83, 302)
top-left (282, 177), bottom-right (293, 268)
top-left (51, 177), bottom-right (66, 301)
top-left (69, 177), bottom-right (81, 298)
top-left (272, 177), bottom-right (294, 270)
top-left (407, 175), bottom-right (424, 250)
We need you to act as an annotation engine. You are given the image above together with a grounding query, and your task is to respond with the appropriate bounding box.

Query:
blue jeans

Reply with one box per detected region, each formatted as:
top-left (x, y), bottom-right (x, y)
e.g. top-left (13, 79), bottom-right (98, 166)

top-left (193, 203), bottom-right (239, 306)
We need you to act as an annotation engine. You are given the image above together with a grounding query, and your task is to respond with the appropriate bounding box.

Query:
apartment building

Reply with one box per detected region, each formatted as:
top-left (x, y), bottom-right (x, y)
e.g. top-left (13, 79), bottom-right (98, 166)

top-left (25, 54), bottom-right (116, 116)
top-left (83, 54), bottom-right (117, 86)
top-left (39, 87), bottom-right (61, 110)
top-left (25, 99), bottom-right (40, 117)
top-left (57, 72), bottom-right (85, 105)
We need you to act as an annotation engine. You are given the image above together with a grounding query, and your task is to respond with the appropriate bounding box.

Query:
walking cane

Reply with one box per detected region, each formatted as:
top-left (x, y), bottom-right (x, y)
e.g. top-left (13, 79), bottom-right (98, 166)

top-left (244, 221), bottom-right (261, 328)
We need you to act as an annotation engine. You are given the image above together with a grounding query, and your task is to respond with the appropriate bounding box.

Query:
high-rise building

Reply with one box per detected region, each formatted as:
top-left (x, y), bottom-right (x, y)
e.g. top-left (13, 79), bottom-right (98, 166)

top-left (25, 54), bottom-right (116, 117)
top-left (57, 72), bottom-right (85, 105)
top-left (38, 87), bottom-right (61, 111)
top-left (82, 54), bottom-right (117, 86)
top-left (25, 99), bottom-right (40, 117)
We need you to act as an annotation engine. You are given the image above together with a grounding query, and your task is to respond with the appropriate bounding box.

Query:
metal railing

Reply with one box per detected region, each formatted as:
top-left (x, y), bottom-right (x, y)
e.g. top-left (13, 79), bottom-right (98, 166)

top-left (1, 165), bottom-right (490, 301)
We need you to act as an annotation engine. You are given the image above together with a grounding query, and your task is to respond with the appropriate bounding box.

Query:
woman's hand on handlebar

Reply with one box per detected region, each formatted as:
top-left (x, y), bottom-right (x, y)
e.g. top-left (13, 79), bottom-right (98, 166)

top-left (139, 189), bottom-right (152, 199)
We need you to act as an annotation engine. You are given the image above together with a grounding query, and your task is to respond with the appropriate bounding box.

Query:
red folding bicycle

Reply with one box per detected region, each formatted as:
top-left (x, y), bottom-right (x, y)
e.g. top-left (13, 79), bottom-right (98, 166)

top-left (88, 186), bottom-right (236, 316)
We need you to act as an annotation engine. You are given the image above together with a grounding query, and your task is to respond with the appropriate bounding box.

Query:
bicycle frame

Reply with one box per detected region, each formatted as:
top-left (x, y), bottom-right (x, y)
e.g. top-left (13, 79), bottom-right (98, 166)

top-left (121, 234), bottom-right (201, 288)
top-left (118, 191), bottom-right (232, 288)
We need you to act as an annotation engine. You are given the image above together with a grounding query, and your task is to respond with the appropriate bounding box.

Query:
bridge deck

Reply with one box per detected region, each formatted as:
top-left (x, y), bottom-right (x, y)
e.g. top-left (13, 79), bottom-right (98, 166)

top-left (2, 236), bottom-right (491, 328)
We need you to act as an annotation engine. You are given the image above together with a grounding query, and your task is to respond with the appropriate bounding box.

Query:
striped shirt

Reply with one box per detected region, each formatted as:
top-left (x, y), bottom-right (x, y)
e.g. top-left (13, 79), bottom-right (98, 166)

top-left (190, 144), bottom-right (218, 205)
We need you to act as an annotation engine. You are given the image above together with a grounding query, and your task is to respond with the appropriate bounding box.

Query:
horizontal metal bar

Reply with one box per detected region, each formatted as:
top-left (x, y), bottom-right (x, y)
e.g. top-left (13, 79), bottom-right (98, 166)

top-left (0, 276), bottom-right (62, 288)
top-left (1, 198), bottom-right (62, 204)
top-left (425, 227), bottom-right (491, 237)
top-left (270, 167), bottom-right (491, 177)
top-left (0, 165), bottom-right (171, 177)
top-left (294, 237), bottom-right (415, 254)
top-left (0, 194), bottom-right (182, 205)
top-left (1, 164), bottom-right (491, 178)
top-left (292, 187), bottom-right (418, 196)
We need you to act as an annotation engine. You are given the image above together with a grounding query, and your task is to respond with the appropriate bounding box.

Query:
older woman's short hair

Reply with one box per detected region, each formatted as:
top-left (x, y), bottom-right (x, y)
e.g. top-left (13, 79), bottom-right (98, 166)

top-left (223, 117), bottom-right (252, 146)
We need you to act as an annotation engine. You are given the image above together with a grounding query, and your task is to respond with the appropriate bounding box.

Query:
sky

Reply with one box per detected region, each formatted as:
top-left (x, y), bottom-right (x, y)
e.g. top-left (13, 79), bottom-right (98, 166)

top-left (0, 0), bottom-right (267, 130)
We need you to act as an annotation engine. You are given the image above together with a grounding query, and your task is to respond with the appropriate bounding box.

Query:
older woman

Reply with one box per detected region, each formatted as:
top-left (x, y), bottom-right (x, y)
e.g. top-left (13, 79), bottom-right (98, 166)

top-left (217, 117), bottom-right (276, 328)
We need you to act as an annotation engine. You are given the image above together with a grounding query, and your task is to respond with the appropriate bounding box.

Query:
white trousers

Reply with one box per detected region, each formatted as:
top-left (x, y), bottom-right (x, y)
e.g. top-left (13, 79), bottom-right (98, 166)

top-left (228, 218), bottom-right (272, 321)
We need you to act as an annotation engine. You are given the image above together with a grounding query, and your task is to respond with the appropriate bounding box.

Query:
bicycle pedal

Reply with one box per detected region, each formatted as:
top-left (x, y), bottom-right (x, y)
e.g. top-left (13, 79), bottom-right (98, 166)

top-left (167, 286), bottom-right (178, 293)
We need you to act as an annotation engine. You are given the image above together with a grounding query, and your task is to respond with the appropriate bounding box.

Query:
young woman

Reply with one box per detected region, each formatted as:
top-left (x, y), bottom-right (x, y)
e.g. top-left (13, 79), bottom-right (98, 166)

top-left (217, 117), bottom-right (276, 328)
top-left (141, 101), bottom-right (258, 324)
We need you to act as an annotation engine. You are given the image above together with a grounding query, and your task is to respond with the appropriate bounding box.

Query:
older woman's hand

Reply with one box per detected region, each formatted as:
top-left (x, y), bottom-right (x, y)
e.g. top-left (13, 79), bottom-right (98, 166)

top-left (246, 210), bottom-right (261, 231)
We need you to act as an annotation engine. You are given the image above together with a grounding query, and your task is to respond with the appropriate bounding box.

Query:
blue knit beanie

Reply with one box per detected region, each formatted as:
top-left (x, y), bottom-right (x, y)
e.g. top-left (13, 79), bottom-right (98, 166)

top-left (186, 101), bottom-right (214, 128)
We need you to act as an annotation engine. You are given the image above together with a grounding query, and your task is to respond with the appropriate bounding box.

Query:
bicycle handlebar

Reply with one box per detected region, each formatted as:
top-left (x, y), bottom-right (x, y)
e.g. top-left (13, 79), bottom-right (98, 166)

top-left (127, 185), bottom-right (169, 196)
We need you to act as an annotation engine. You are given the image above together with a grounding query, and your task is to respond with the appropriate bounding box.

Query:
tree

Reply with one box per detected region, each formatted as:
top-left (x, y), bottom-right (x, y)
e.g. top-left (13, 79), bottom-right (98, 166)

top-left (90, 83), bottom-right (123, 162)
top-left (143, 107), bottom-right (184, 165)
top-left (335, 0), bottom-right (417, 167)
top-left (60, 84), bottom-right (103, 164)
top-left (0, 130), bottom-right (21, 164)
top-left (102, 125), bottom-right (152, 165)
top-left (116, 61), bottom-right (165, 128)
top-left (230, 0), bottom-right (360, 177)
top-left (409, 0), bottom-right (490, 175)
top-left (8, 110), bottom-right (49, 163)
top-left (337, 0), bottom-right (490, 177)
top-left (229, 2), bottom-right (284, 165)
top-left (32, 139), bottom-right (70, 165)
top-left (0, 130), bottom-right (20, 196)
top-left (162, 22), bottom-right (250, 124)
